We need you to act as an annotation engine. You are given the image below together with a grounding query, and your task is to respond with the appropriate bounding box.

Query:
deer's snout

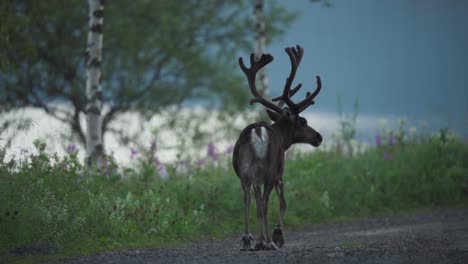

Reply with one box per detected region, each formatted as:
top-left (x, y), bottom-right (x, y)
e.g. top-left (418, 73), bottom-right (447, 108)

top-left (312, 132), bottom-right (322, 147)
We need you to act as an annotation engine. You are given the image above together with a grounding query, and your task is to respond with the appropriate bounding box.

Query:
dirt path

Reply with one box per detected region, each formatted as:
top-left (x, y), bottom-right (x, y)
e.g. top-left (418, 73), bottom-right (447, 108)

top-left (49, 208), bottom-right (468, 264)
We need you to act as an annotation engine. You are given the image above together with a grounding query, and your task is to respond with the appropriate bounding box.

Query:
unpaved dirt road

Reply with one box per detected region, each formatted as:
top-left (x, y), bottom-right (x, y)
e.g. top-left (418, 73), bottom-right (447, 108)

top-left (50, 208), bottom-right (468, 264)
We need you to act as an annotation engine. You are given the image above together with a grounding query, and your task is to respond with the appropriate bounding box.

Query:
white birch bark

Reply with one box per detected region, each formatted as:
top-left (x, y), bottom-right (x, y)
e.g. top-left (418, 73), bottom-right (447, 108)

top-left (85, 0), bottom-right (104, 165)
top-left (253, 0), bottom-right (269, 97)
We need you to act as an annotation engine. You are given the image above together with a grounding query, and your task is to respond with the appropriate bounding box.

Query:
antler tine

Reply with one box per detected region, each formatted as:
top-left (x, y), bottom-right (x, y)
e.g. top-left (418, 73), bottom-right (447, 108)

top-left (238, 53), bottom-right (283, 114)
top-left (272, 83), bottom-right (302, 107)
top-left (272, 83), bottom-right (302, 102)
top-left (295, 76), bottom-right (322, 113)
top-left (274, 45), bottom-right (322, 114)
top-left (281, 45), bottom-right (305, 113)
top-left (239, 45), bottom-right (322, 114)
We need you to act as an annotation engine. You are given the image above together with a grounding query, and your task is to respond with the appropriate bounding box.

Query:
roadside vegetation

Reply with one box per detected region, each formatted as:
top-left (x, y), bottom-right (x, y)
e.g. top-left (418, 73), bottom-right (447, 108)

top-left (1, 123), bottom-right (467, 262)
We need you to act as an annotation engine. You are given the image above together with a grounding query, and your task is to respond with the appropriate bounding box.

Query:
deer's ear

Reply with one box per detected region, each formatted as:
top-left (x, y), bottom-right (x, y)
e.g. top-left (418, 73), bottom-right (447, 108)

top-left (266, 109), bottom-right (280, 122)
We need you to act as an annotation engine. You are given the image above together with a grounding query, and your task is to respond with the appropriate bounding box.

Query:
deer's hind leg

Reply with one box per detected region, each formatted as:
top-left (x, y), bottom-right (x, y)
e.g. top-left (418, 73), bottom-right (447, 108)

top-left (240, 183), bottom-right (254, 251)
top-left (272, 180), bottom-right (286, 248)
top-left (253, 185), bottom-right (265, 250)
top-left (262, 182), bottom-right (278, 250)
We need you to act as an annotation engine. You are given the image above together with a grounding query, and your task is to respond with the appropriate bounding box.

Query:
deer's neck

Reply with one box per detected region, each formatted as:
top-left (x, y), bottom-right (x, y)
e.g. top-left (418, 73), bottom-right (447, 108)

top-left (271, 121), bottom-right (293, 151)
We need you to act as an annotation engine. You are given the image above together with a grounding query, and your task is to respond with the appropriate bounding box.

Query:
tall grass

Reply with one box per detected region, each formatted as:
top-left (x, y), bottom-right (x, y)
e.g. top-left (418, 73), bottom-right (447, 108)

top-left (0, 129), bottom-right (467, 258)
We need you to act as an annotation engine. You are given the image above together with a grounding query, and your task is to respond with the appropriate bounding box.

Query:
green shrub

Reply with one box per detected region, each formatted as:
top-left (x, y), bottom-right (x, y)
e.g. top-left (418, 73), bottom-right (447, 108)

top-left (0, 134), bottom-right (467, 257)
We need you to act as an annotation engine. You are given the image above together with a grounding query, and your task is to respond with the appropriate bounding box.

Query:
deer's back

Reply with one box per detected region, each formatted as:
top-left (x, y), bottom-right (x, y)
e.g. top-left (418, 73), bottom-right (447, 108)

top-left (232, 122), bottom-right (284, 186)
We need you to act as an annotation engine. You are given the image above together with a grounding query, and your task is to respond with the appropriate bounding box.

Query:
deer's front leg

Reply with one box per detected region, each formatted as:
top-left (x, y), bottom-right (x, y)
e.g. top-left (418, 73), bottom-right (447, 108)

top-left (240, 184), bottom-right (254, 251)
top-left (272, 180), bottom-right (286, 248)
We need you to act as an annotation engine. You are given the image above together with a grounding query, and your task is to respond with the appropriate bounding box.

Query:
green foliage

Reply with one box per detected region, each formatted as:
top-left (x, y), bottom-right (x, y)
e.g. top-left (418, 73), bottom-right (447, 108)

top-left (285, 135), bottom-right (468, 224)
top-left (1, 131), bottom-right (467, 259)
top-left (335, 96), bottom-right (359, 155)
top-left (0, 0), bottom-right (297, 143)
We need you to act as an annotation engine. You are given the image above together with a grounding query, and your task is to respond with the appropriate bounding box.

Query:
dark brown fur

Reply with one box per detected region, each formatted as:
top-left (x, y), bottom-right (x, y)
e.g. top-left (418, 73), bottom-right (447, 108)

top-left (234, 45), bottom-right (323, 251)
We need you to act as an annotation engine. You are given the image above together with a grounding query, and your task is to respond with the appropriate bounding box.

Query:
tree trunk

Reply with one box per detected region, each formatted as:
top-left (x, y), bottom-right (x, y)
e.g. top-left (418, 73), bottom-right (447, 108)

top-left (85, 0), bottom-right (105, 165)
top-left (253, 0), bottom-right (269, 97)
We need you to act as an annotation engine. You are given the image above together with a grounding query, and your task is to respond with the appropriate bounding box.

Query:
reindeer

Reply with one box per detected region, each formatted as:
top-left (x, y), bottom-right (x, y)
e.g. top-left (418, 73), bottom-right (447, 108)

top-left (232, 45), bottom-right (323, 251)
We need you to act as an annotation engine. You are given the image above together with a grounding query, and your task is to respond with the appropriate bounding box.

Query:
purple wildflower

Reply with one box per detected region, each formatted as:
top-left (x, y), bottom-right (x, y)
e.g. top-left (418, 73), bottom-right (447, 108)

top-left (207, 142), bottom-right (218, 161)
top-left (19, 148), bottom-right (29, 162)
top-left (130, 148), bottom-right (138, 159)
top-left (67, 144), bottom-right (77, 154)
top-left (225, 144), bottom-right (235, 154)
top-left (388, 132), bottom-right (394, 146)
top-left (104, 162), bottom-right (113, 176)
top-left (375, 135), bottom-right (382, 147)
top-left (383, 151), bottom-right (391, 160)
top-left (100, 158), bottom-right (117, 177)
top-left (98, 158), bottom-right (109, 176)
top-left (150, 140), bottom-right (157, 152)
top-left (157, 163), bottom-right (168, 179)
top-left (154, 157), bottom-right (161, 166)
top-left (197, 158), bottom-right (206, 167)
top-left (153, 157), bottom-right (168, 177)
top-left (20, 148), bottom-right (29, 156)
top-left (99, 158), bottom-right (105, 167)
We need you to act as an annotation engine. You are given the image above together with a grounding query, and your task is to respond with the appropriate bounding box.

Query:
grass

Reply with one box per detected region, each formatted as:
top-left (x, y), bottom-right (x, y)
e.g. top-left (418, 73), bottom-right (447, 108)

top-left (0, 132), bottom-right (467, 262)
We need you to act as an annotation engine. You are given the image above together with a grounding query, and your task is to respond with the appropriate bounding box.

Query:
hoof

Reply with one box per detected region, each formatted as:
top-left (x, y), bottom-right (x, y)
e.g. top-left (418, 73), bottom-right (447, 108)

top-left (254, 241), bottom-right (266, 251)
top-left (254, 241), bottom-right (277, 250)
top-left (240, 233), bottom-right (254, 251)
top-left (264, 241), bottom-right (278, 250)
top-left (272, 227), bottom-right (285, 248)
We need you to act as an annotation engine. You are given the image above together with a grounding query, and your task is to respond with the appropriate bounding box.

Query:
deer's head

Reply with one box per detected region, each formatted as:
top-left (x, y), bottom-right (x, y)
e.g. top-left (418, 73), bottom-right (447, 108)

top-left (239, 45), bottom-right (323, 148)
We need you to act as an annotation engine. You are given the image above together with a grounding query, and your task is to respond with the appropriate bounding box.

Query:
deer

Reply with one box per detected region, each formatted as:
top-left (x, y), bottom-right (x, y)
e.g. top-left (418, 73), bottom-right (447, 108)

top-left (232, 45), bottom-right (323, 251)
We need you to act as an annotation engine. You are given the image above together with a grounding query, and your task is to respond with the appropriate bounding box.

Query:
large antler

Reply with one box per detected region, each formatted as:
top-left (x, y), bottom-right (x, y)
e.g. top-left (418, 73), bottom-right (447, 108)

top-left (272, 45), bottom-right (322, 114)
top-left (239, 53), bottom-right (283, 114)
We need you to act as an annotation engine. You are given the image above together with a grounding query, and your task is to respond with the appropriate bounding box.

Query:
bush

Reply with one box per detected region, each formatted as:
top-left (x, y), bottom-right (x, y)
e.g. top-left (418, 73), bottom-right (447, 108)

top-left (0, 133), bottom-right (467, 257)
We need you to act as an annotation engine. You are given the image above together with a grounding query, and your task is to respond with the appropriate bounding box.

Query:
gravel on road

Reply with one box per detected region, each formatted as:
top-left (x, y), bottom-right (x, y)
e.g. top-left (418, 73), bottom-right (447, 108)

top-left (45, 208), bottom-right (468, 264)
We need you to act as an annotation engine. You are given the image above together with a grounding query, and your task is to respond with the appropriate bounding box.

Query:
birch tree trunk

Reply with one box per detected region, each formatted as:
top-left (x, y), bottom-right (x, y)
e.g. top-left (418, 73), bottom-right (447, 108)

top-left (85, 0), bottom-right (104, 165)
top-left (253, 0), bottom-right (269, 97)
